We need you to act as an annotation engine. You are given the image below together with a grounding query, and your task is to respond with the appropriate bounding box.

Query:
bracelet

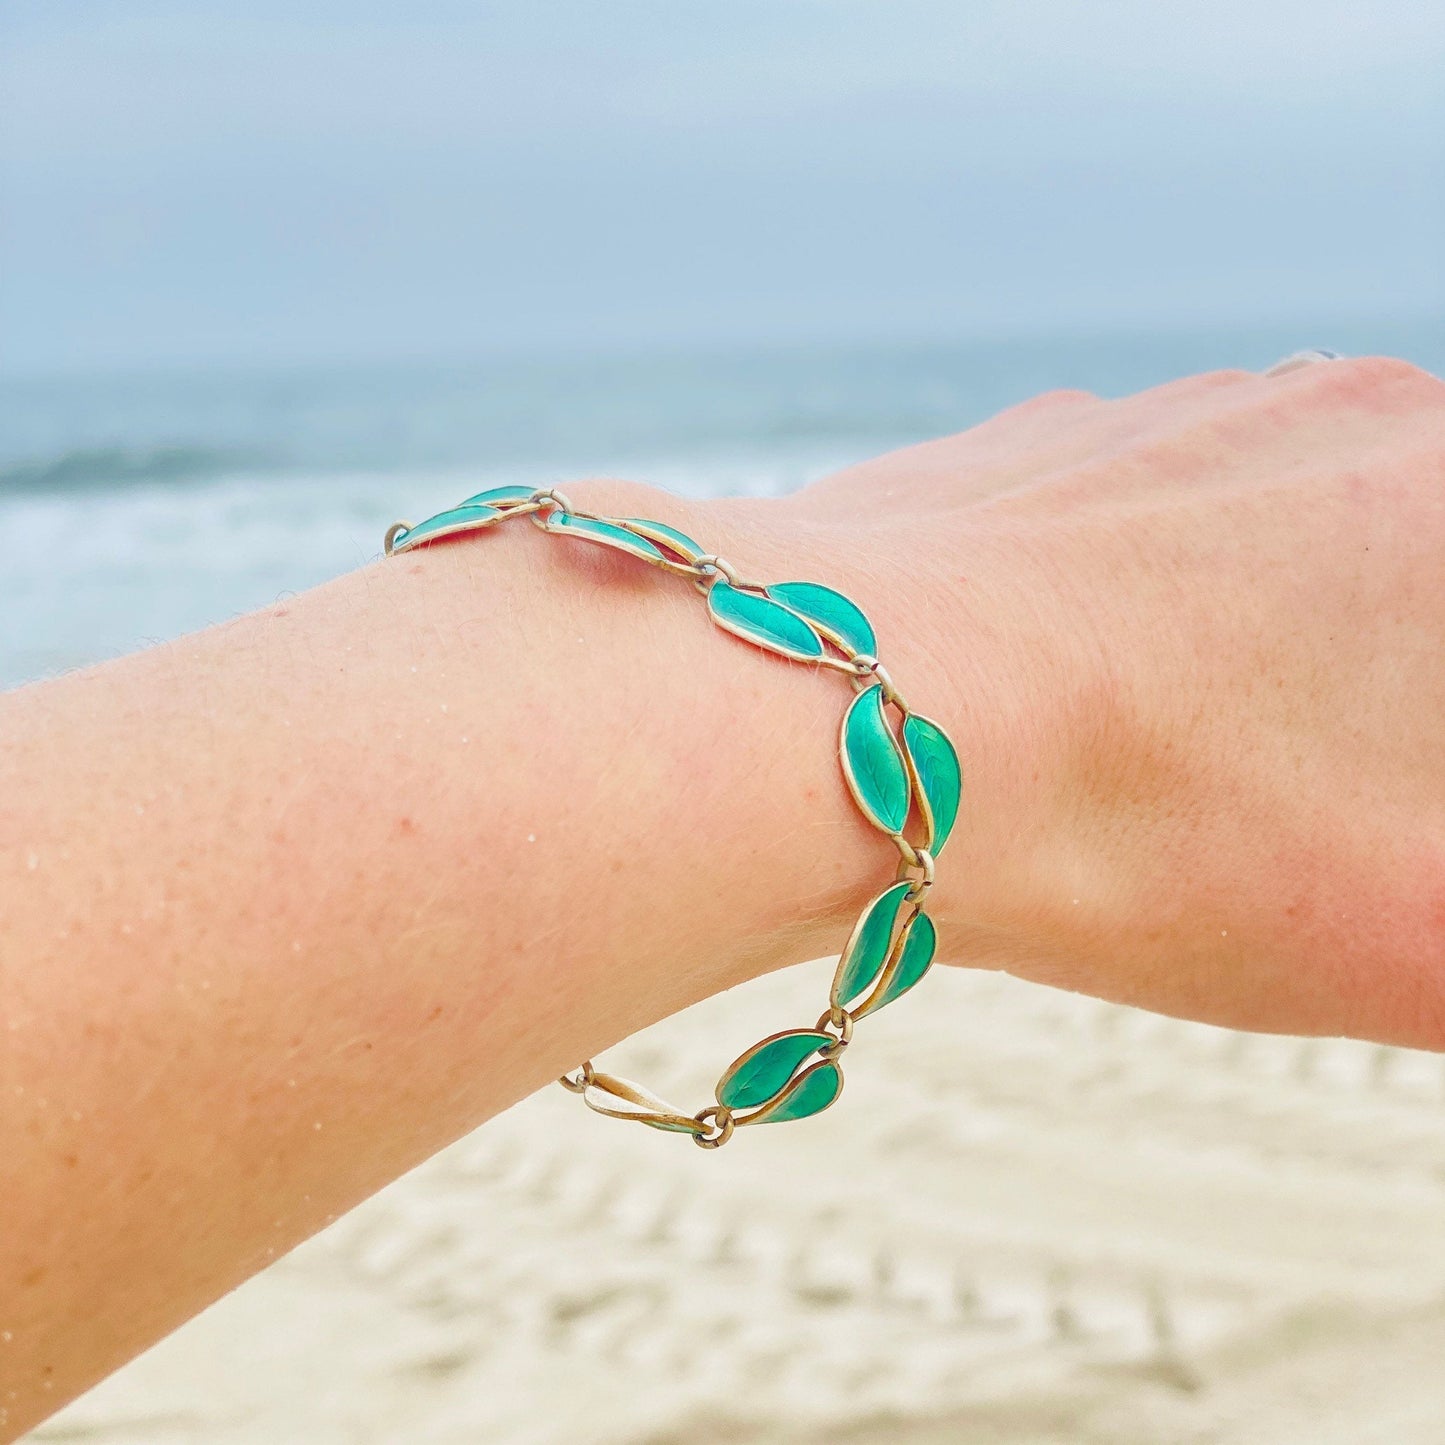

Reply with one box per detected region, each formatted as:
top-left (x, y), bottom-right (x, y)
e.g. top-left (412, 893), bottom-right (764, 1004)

top-left (385, 485), bottom-right (961, 1149)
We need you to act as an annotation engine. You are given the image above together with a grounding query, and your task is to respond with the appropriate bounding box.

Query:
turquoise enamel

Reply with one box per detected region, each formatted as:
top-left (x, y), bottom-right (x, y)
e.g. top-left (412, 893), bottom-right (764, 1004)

top-left (390, 502), bottom-right (505, 551)
top-left (460, 484), bottom-right (539, 509)
top-left (716, 1029), bottom-right (834, 1111)
top-left (735, 1058), bottom-right (844, 1126)
top-left (830, 880), bottom-right (914, 1008)
top-left (852, 910), bottom-right (937, 1020)
top-left (707, 582), bottom-right (826, 662)
top-left (543, 510), bottom-right (668, 563)
top-left (767, 581), bottom-right (877, 657)
top-left (620, 517), bottom-right (705, 561)
top-left (903, 712), bottom-right (962, 856)
top-left (840, 683), bottom-right (911, 834)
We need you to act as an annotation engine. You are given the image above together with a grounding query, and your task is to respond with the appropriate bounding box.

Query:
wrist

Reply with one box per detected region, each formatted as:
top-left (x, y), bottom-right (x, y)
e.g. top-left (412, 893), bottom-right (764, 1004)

top-left (545, 480), bottom-right (899, 986)
top-left (534, 479), bottom-right (1092, 1003)
top-left (684, 487), bottom-right (1093, 979)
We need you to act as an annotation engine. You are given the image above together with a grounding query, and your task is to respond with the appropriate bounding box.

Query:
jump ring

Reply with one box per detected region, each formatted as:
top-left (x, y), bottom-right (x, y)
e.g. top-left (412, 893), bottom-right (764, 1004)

top-left (530, 487), bottom-right (576, 514)
top-left (896, 846), bottom-right (935, 898)
top-left (693, 1105), bottom-right (735, 1149)
top-left (692, 554), bottom-right (742, 587)
top-left (851, 655), bottom-right (903, 706)
top-left (815, 1006), bottom-right (855, 1051)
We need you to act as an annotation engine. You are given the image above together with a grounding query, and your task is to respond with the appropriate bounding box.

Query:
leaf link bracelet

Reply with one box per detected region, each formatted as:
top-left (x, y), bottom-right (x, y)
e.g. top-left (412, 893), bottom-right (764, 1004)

top-left (385, 485), bottom-right (961, 1149)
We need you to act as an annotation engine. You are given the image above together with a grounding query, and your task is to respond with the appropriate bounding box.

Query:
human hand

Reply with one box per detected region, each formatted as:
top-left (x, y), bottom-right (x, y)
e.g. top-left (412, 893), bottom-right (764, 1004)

top-left (702, 357), bottom-right (1445, 1048)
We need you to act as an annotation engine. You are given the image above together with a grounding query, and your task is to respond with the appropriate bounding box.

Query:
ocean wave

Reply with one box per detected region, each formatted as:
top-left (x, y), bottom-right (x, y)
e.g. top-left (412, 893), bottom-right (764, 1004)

top-left (0, 444), bottom-right (275, 493)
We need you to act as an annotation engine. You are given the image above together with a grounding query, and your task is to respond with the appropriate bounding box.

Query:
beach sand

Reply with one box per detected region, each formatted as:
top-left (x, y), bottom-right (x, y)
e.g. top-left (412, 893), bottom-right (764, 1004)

top-left (30, 962), bottom-right (1445, 1443)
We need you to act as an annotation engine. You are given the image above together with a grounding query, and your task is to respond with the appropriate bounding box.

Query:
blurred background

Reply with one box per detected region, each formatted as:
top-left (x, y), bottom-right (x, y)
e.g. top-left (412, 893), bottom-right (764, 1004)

top-left (4, 3), bottom-right (1445, 1441)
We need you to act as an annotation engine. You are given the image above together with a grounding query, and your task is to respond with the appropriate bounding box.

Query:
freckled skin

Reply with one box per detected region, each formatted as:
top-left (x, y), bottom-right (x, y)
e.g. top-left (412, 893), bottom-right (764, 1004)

top-left (1, 358), bottom-right (1443, 1435)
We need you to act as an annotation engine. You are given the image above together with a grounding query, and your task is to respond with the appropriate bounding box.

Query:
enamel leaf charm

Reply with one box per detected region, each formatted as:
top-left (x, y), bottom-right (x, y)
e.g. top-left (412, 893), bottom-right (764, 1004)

top-left (736, 1058), bottom-right (843, 1126)
top-left (619, 517), bottom-right (706, 562)
top-left (767, 581), bottom-right (877, 658)
top-left (390, 502), bottom-right (504, 551)
top-left (460, 484), bottom-right (537, 509)
top-left (708, 582), bottom-right (825, 662)
top-left (840, 683), bottom-right (910, 833)
top-left (716, 1029), bottom-right (833, 1111)
top-left (903, 713), bottom-right (962, 856)
top-left (543, 510), bottom-right (667, 563)
top-left (582, 1072), bottom-right (705, 1135)
top-left (852, 910), bottom-right (937, 1020)
top-left (830, 880), bottom-right (914, 1008)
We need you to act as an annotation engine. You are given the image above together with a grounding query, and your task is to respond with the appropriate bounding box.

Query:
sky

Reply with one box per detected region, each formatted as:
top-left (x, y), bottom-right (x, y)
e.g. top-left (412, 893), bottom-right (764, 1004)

top-left (1, 0), bottom-right (1442, 372)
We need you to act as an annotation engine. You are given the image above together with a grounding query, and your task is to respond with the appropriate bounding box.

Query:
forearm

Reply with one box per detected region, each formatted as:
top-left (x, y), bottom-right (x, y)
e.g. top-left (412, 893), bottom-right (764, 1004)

top-left (0, 488), bottom-right (898, 1430)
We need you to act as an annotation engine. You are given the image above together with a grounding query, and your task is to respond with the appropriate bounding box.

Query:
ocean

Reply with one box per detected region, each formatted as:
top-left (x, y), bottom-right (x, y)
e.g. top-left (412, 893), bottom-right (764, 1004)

top-left (3, 319), bottom-right (1441, 690)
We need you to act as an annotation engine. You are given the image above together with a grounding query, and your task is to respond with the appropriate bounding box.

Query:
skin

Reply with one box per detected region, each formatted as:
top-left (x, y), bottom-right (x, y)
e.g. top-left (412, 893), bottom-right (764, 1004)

top-left (1, 355), bottom-right (1443, 1436)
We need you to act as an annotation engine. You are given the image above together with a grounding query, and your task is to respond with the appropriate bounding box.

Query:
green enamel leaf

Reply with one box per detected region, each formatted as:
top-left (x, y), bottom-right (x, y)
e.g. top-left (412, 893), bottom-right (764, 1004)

top-left (708, 582), bottom-right (825, 662)
top-left (903, 713), bottom-right (962, 856)
top-left (716, 1029), bottom-right (832, 1110)
top-left (854, 911), bottom-right (937, 1020)
top-left (461, 484), bottom-right (536, 508)
top-left (841, 683), bottom-right (911, 833)
top-left (768, 581), bottom-right (877, 658)
top-left (741, 1059), bottom-right (843, 1126)
top-left (830, 880), bottom-right (913, 1007)
top-left (543, 511), bottom-right (666, 563)
top-left (392, 503), bottom-right (502, 550)
top-left (621, 517), bottom-right (704, 561)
